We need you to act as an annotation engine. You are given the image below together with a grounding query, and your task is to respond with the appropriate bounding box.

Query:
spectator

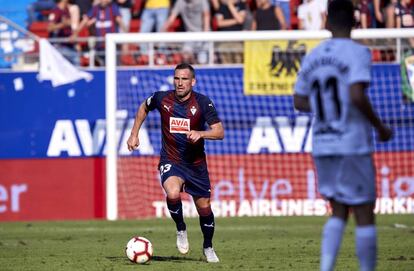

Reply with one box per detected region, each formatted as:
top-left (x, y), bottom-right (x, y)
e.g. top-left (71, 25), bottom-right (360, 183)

top-left (116, 0), bottom-right (132, 32)
top-left (162, 0), bottom-right (211, 63)
top-left (394, 0), bottom-right (414, 28)
top-left (73, 0), bottom-right (98, 16)
top-left (216, 0), bottom-right (246, 31)
top-left (359, 0), bottom-right (373, 28)
top-left (353, 0), bottom-right (363, 28)
top-left (373, 0), bottom-right (397, 28)
top-left (68, 0), bottom-right (81, 31)
top-left (115, 0), bottom-right (132, 64)
top-left (163, 0), bottom-right (210, 32)
top-left (242, 0), bottom-right (254, 30)
top-left (251, 0), bottom-right (281, 30)
top-left (73, 0), bottom-right (127, 65)
top-left (271, 0), bottom-right (288, 29)
top-left (48, 0), bottom-right (79, 65)
top-left (139, 0), bottom-right (170, 33)
top-left (215, 0), bottom-right (246, 63)
top-left (297, 0), bottom-right (326, 30)
top-left (394, 0), bottom-right (414, 48)
top-left (27, 0), bottom-right (56, 26)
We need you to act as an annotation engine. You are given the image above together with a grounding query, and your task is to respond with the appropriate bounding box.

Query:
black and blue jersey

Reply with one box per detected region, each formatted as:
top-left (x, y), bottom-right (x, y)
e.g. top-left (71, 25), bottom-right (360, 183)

top-left (145, 90), bottom-right (221, 166)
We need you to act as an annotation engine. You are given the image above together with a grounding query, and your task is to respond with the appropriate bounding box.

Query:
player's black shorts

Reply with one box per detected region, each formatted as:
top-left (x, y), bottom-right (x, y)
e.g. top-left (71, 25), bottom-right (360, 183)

top-left (158, 160), bottom-right (211, 198)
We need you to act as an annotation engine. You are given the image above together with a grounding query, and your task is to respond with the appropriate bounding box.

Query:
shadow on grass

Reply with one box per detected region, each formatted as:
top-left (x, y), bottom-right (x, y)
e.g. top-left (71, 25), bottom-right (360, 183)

top-left (106, 255), bottom-right (202, 264)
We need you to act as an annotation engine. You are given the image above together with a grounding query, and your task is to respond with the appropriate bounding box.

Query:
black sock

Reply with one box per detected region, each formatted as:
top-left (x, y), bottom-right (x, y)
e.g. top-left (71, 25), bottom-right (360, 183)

top-left (166, 197), bottom-right (186, 231)
top-left (198, 206), bottom-right (215, 248)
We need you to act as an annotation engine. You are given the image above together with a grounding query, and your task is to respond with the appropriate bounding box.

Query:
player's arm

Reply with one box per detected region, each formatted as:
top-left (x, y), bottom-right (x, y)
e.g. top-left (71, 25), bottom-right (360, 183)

top-left (293, 94), bottom-right (311, 112)
top-left (127, 101), bottom-right (149, 151)
top-left (350, 82), bottom-right (392, 141)
top-left (186, 122), bottom-right (224, 143)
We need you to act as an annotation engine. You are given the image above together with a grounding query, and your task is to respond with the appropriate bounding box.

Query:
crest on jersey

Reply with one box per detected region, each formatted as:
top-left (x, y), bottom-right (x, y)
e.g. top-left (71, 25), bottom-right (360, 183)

top-left (190, 106), bottom-right (197, 115)
top-left (170, 117), bottom-right (190, 133)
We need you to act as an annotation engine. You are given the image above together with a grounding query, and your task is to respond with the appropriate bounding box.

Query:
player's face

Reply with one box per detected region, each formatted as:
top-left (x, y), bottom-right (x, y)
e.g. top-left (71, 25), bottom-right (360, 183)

top-left (174, 68), bottom-right (195, 101)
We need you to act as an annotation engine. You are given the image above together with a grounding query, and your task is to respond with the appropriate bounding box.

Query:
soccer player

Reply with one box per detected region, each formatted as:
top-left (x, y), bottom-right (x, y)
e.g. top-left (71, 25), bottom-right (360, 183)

top-left (127, 63), bottom-right (224, 263)
top-left (294, 1), bottom-right (392, 271)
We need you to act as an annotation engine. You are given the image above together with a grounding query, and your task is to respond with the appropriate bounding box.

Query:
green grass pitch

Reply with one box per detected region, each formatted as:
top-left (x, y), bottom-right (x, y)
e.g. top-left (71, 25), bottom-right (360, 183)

top-left (1, 215), bottom-right (413, 270)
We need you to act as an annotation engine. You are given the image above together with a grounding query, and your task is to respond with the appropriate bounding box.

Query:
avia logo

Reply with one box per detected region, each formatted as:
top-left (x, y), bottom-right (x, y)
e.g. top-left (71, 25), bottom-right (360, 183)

top-left (269, 41), bottom-right (307, 77)
top-left (47, 111), bottom-right (154, 157)
top-left (247, 116), bottom-right (312, 153)
top-left (170, 117), bottom-right (190, 134)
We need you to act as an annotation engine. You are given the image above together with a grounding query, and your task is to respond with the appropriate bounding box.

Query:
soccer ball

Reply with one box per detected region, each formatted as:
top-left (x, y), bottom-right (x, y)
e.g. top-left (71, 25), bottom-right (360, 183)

top-left (125, 236), bottom-right (153, 264)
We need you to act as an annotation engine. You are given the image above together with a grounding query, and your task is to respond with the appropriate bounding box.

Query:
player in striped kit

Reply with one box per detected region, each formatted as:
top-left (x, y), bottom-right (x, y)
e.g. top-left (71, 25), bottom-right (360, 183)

top-left (127, 63), bottom-right (224, 263)
top-left (294, 1), bottom-right (392, 270)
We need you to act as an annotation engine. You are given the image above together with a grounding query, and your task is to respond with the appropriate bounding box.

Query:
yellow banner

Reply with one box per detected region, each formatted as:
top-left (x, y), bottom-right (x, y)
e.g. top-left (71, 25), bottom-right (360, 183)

top-left (244, 40), bottom-right (321, 95)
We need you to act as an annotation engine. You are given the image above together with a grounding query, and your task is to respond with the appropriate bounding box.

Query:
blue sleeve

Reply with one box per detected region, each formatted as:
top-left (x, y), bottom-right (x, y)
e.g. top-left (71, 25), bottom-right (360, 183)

top-left (145, 92), bottom-right (159, 112)
top-left (349, 46), bottom-right (371, 85)
top-left (200, 96), bottom-right (221, 125)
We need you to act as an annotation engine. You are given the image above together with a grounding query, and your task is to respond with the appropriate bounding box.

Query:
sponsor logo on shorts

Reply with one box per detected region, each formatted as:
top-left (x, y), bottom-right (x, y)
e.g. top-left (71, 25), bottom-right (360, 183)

top-left (170, 117), bottom-right (190, 133)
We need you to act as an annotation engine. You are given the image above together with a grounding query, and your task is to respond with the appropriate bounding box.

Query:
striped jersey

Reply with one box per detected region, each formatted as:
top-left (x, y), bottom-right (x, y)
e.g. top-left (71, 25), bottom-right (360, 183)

top-left (145, 90), bottom-right (221, 165)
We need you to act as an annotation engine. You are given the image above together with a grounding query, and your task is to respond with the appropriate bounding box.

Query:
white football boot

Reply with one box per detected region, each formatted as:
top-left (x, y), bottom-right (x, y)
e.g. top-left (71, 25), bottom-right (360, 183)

top-left (203, 247), bottom-right (220, 263)
top-left (176, 230), bottom-right (189, 254)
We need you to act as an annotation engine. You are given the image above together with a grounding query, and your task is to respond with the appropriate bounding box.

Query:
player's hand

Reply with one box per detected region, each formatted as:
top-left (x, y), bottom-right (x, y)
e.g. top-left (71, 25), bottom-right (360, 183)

top-left (186, 130), bottom-right (202, 143)
top-left (377, 125), bottom-right (393, 142)
top-left (127, 134), bottom-right (140, 151)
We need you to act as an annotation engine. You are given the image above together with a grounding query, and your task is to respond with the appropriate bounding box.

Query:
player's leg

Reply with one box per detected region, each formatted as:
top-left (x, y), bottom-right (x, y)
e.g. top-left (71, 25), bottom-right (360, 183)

top-left (339, 154), bottom-right (377, 271)
top-left (353, 202), bottom-right (377, 271)
top-left (193, 196), bottom-right (219, 263)
top-left (162, 176), bottom-right (189, 254)
top-left (320, 200), bottom-right (349, 271)
top-left (314, 156), bottom-right (349, 271)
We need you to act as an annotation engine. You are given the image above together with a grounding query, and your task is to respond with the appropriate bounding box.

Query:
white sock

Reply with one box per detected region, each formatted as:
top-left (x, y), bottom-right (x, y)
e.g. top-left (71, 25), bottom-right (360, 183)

top-left (320, 217), bottom-right (346, 271)
top-left (355, 225), bottom-right (377, 271)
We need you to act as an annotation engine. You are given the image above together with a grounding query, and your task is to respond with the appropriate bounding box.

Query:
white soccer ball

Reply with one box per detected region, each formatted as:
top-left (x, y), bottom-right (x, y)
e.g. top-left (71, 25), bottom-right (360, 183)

top-left (125, 236), bottom-right (153, 264)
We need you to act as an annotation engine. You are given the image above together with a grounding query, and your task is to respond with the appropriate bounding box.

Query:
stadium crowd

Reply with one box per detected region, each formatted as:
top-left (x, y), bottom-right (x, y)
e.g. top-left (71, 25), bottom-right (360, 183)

top-left (2, 0), bottom-right (414, 66)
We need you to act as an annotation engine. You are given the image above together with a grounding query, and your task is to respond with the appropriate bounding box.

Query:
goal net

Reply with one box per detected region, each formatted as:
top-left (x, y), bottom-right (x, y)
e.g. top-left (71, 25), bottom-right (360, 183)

top-left (106, 29), bottom-right (414, 220)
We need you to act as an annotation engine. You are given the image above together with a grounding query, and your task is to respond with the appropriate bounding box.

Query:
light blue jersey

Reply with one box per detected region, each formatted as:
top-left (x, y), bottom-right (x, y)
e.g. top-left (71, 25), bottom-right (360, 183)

top-left (295, 38), bottom-right (373, 156)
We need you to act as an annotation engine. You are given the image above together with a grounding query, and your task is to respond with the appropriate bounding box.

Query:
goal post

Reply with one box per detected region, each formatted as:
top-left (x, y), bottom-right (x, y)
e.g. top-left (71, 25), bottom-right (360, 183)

top-left (105, 29), bottom-right (414, 221)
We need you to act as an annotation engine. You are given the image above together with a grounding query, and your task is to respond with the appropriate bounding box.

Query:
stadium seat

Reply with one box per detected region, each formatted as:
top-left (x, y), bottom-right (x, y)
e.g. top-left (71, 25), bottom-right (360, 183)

top-left (29, 21), bottom-right (49, 38)
top-left (129, 19), bottom-right (141, 32)
top-left (167, 18), bottom-right (182, 32)
top-left (371, 49), bottom-right (381, 62)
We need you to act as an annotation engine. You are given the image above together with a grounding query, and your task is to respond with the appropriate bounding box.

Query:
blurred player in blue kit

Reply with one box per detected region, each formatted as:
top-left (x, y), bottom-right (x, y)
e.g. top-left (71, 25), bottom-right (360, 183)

top-left (294, 1), bottom-right (392, 270)
top-left (127, 63), bottom-right (224, 263)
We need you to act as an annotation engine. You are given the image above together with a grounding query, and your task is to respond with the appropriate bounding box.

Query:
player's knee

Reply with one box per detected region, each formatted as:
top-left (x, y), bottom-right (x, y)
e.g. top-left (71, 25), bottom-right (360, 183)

top-left (194, 197), bottom-right (211, 211)
top-left (165, 190), bottom-right (181, 199)
top-left (196, 205), bottom-right (212, 216)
